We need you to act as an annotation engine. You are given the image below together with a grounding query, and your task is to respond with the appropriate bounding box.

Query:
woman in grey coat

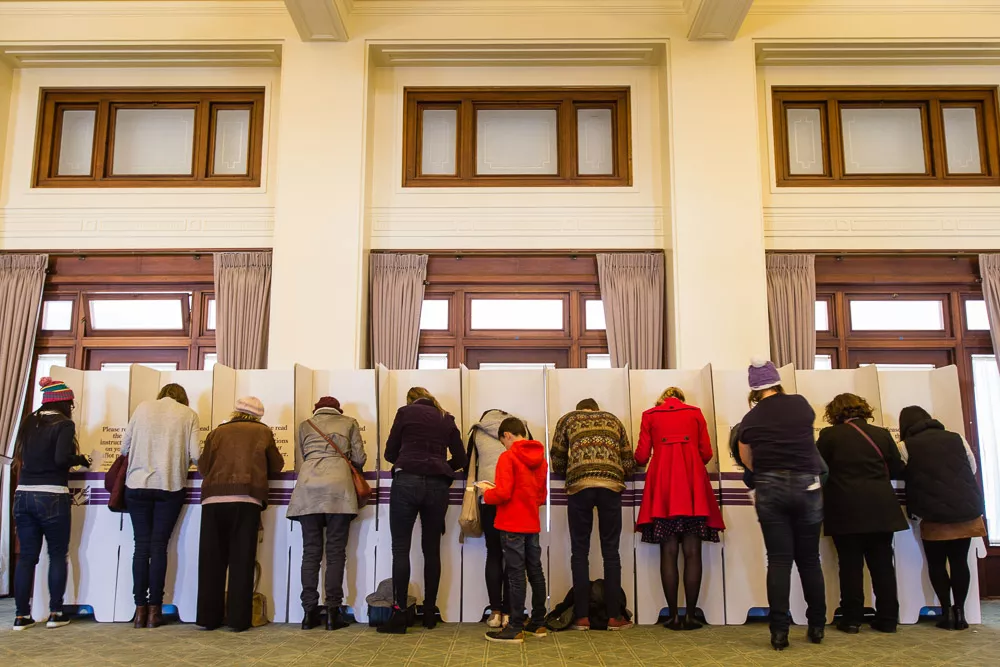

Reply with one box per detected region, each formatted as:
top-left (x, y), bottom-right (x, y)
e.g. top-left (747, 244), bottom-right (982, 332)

top-left (288, 396), bottom-right (367, 631)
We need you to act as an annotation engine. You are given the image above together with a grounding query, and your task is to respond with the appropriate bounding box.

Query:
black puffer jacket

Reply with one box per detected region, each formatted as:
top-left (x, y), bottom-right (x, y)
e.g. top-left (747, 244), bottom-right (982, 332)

top-left (902, 417), bottom-right (983, 524)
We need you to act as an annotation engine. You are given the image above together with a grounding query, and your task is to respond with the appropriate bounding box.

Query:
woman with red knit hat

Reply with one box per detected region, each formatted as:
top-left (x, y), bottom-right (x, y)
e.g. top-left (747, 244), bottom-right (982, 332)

top-left (11, 377), bottom-right (91, 631)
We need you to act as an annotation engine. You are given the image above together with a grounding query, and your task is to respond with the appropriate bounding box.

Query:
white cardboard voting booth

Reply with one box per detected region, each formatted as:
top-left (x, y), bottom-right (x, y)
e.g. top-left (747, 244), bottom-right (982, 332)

top-left (459, 366), bottom-right (548, 622)
top-left (375, 367), bottom-right (464, 621)
top-left (287, 365), bottom-right (379, 624)
top-left (544, 368), bottom-right (634, 616)
top-left (628, 366), bottom-right (725, 626)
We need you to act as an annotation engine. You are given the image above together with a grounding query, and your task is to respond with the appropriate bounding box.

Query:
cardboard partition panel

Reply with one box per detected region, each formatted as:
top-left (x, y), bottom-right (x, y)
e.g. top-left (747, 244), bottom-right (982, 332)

top-left (460, 366), bottom-right (548, 622)
top-left (375, 368), bottom-right (464, 621)
top-left (628, 366), bottom-right (724, 625)
top-left (544, 369), bottom-right (634, 614)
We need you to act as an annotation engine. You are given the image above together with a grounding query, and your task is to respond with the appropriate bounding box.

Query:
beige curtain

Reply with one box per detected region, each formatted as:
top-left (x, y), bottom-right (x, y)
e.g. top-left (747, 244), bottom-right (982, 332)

top-left (596, 253), bottom-right (665, 369)
top-left (370, 253), bottom-right (427, 370)
top-left (766, 253), bottom-right (816, 369)
top-left (214, 252), bottom-right (272, 369)
top-left (981, 254), bottom-right (1000, 375)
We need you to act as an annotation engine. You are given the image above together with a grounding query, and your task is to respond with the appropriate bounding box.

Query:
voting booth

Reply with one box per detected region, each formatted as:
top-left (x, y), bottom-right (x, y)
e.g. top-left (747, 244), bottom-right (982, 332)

top-left (287, 365), bottom-right (379, 623)
top-left (628, 366), bottom-right (724, 625)
top-left (375, 366), bottom-right (464, 621)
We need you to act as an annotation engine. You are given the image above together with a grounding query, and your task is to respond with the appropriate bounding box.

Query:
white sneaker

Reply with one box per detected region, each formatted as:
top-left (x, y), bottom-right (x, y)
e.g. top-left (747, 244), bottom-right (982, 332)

top-left (46, 612), bottom-right (71, 629)
top-left (487, 611), bottom-right (503, 628)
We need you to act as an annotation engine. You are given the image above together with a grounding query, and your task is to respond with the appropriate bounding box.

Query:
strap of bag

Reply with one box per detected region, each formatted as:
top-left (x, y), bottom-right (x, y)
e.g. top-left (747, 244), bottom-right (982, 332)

top-left (465, 445), bottom-right (478, 487)
top-left (847, 420), bottom-right (888, 474)
top-left (306, 419), bottom-right (354, 468)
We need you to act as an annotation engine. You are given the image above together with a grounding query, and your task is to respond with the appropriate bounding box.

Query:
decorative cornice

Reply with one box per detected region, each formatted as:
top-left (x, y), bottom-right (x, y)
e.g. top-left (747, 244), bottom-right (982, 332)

top-left (370, 42), bottom-right (665, 67)
top-left (751, 0), bottom-right (1000, 15)
top-left (757, 41), bottom-right (1000, 66)
top-left (764, 206), bottom-right (1000, 239)
top-left (0, 1), bottom-right (288, 18)
top-left (0, 43), bottom-right (282, 68)
top-left (687, 0), bottom-right (754, 41)
top-left (284, 0), bottom-right (349, 42)
top-left (349, 0), bottom-right (687, 16)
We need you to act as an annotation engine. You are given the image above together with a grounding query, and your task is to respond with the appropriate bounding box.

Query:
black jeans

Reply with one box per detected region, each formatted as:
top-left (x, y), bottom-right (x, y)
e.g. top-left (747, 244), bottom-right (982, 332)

top-left (197, 502), bottom-right (262, 631)
top-left (923, 538), bottom-right (972, 609)
top-left (832, 532), bottom-right (898, 626)
top-left (388, 472), bottom-right (451, 610)
top-left (481, 503), bottom-right (509, 614)
top-left (502, 531), bottom-right (546, 631)
top-left (299, 513), bottom-right (352, 611)
top-left (754, 471), bottom-right (826, 632)
top-left (126, 487), bottom-right (186, 606)
top-left (567, 487), bottom-right (623, 620)
top-left (13, 491), bottom-right (72, 617)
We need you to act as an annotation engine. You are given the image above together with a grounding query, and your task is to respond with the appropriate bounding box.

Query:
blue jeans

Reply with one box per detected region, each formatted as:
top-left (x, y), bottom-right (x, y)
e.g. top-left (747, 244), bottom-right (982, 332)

top-left (388, 472), bottom-right (451, 610)
top-left (13, 491), bottom-right (72, 617)
top-left (502, 531), bottom-right (546, 631)
top-left (754, 471), bottom-right (826, 631)
top-left (126, 487), bottom-right (185, 606)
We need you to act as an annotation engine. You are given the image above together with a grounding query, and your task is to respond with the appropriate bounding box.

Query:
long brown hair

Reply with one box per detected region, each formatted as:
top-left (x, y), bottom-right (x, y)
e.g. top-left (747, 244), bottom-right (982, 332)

top-left (824, 393), bottom-right (874, 425)
top-left (406, 387), bottom-right (445, 414)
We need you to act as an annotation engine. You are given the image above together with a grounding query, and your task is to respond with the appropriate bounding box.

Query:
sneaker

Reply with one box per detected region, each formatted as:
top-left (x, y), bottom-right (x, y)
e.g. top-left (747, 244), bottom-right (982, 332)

top-left (46, 612), bottom-right (71, 629)
top-left (523, 620), bottom-right (548, 637)
top-left (502, 614), bottom-right (510, 628)
top-left (571, 617), bottom-right (590, 631)
top-left (607, 617), bottom-right (634, 631)
top-left (485, 625), bottom-right (524, 643)
top-left (486, 611), bottom-right (503, 628)
top-left (13, 617), bottom-right (35, 631)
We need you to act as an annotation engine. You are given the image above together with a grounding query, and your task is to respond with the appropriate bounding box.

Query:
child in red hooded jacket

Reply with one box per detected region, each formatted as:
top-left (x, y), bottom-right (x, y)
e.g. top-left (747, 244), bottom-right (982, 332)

top-left (477, 417), bottom-right (548, 643)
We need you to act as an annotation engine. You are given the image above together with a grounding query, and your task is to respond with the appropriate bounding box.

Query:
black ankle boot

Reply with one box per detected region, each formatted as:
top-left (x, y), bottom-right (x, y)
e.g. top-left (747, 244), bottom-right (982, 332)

top-left (682, 614), bottom-right (703, 631)
top-left (422, 606), bottom-right (438, 629)
top-left (301, 608), bottom-right (322, 630)
top-left (771, 629), bottom-right (789, 650)
top-left (377, 607), bottom-right (408, 634)
top-left (807, 625), bottom-right (825, 644)
top-left (935, 606), bottom-right (956, 630)
top-left (326, 607), bottom-right (349, 631)
top-left (663, 615), bottom-right (682, 631)
top-left (953, 606), bottom-right (969, 630)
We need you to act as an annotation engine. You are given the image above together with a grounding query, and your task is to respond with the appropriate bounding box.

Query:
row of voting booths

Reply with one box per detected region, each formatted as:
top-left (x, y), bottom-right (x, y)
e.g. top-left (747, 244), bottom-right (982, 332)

top-left (32, 362), bottom-right (985, 625)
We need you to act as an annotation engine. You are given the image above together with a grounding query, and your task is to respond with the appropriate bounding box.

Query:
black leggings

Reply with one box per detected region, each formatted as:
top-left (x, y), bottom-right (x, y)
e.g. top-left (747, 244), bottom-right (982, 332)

top-left (660, 534), bottom-right (702, 618)
top-left (923, 538), bottom-right (972, 609)
top-left (481, 503), bottom-right (509, 614)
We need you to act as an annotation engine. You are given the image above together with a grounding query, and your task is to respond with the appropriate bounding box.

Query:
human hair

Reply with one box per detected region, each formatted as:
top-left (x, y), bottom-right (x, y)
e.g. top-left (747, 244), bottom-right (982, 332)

top-left (576, 398), bottom-right (600, 411)
top-left (748, 384), bottom-right (785, 406)
top-left (656, 387), bottom-right (686, 405)
top-left (498, 417), bottom-right (527, 440)
top-left (157, 383), bottom-right (189, 406)
top-left (407, 386), bottom-right (445, 414)
top-left (228, 411), bottom-right (262, 423)
top-left (824, 393), bottom-right (874, 425)
top-left (12, 401), bottom-right (77, 473)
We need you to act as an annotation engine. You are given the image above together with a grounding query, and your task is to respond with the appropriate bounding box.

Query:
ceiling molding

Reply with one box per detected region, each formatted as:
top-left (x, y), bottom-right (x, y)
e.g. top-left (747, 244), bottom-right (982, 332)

top-left (284, 0), bottom-right (349, 41)
top-left (687, 0), bottom-right (754, 41)
top-left (751, 0), bottom-right (1000, 15)
top-left (370, 42), bottom-right (665, 67)
top-left (348, 0), bottom-right (686, 17)
top-left (756, 41), bottom-right (1000, 66)
top-left (0, 43), bottom-right (283, 68)
top-left (0, 1), bottom-right (288, 18)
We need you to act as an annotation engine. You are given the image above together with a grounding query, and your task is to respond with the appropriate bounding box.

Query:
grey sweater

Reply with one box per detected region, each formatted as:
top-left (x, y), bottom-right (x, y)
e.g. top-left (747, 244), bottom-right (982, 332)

top-left (121, 397), bottom-right (201, 492)
top-left (470, 409), bottom-right (512, 489)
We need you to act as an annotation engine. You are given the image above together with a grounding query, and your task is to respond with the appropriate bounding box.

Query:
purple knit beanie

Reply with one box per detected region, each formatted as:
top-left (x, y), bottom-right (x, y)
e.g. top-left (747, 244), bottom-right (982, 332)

top-left (748, 357), bottom-right (782, 391)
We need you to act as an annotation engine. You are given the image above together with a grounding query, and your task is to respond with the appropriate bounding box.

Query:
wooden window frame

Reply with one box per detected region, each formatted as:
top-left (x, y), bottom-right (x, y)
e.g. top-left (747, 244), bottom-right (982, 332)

top-left (773, 86), bottom-right (1000, 187)
top-left (86, 347), bottom-right (191, 371)
top-left (403, 87), bottom-right (632, 187)
top-left (465, 291), bottom-right (571, 338)
top-left (418, 294), bottom-right (457, 337)
top-left (34, 87), bottom-right (265, 188)
top-left (845, 292), bottom-right (952, 339)
top-left (83, 292), bottom-right (192, 338)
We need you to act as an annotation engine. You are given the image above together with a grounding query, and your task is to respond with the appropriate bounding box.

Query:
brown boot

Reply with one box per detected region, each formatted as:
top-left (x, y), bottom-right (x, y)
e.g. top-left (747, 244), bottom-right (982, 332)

top-left (147, 605), bottom-right (163, 629)
top-left (133, 606), bottom-right (149, 629)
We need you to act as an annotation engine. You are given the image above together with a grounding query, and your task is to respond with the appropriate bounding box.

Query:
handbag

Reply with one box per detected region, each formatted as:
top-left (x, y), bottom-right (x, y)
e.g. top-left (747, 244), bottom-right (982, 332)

top-left (251, 561), bottom-right (269, 627)
top-left (105, 454), bottom-right (129, 512)
top-left (306, 419), bottom-right (372, 508)
top-left (458, 445), bottom-right (482, 541)
top-left (847, 420), bottom-right (888, 475)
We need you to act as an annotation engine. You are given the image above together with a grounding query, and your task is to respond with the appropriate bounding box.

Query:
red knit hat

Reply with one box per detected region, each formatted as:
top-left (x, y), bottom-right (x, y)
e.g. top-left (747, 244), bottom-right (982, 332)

top-left (39, 377), bottom-right (74, 404)
top-left (314, 396), bottom-right (342, 413)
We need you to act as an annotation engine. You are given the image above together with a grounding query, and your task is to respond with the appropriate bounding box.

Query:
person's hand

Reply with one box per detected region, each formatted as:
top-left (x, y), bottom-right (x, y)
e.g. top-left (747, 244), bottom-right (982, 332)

top-left (474, 481), bottom-right (495, 491)
top-left (80, 455), bottom-right (93, 469)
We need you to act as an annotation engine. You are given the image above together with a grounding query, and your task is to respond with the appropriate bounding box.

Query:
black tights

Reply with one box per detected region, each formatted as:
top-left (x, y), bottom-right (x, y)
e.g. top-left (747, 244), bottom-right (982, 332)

top-left (660, 533), bottom-right (702, 620)
top-left (923, 538), bottom-right (972, 609)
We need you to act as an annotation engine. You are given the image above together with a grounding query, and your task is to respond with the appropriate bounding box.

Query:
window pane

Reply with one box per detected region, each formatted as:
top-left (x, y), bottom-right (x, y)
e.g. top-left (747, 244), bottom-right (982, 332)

top-left (577, 108), bottom-right (614, 175)
top-left (419, 300), bottom-right (449, 330)
top-left (840, 107), bottom-right (926, 174)
top-left (479, 362), bottom-right (556, 371)
top-left (585, 300), bottom-right (606, 331)
top-left (966, 299), bottom-right (990, 330)
top-left (815, 300), bottom-right (829, 331)
top-left (814, 354), bottom-right (833, 370)
top-left (206, 298), bottom-right (217, 330)
top-left (420, 109), bottom-right (458, 176)
top-left (112, 108), bottom-right (195, 175)
top-left (972, 354), bottom-right (1000, 545)
top-left (786, 108), bottom-right (824, 175)
top-left (849, 300), bottom-right (944, 331)
top-left (41, 301), bottom-right (73, 331)
top-left (213, 109), bottom-right (251, 175)
top-left (417, 353), bottom-right (449, 370)
top-left (57, 110), bottom-right (96, 176)
top-left (586, 353), bottom-right (612, 369)
top-left (32, 353), bottom-right (68, 411)
top-left (861, 362), bottom-right (937, 371)
top-left (100, 362), bottom-right (179, 372)
top-left (89, 298), bottom-right (184, 330)
top-left (203, 353), bottom-right (218, 371)
top-left (470, 299), bottom-right (563, 330)
top-left (476, 109), bottom-right (558, 175)
top-left (943, 107), bottom-right (983, 175)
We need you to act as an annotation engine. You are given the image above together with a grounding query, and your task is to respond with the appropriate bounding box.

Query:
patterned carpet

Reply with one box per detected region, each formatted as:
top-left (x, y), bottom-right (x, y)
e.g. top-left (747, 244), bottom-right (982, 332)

top-left (2, 598), bottom-right (999, 666)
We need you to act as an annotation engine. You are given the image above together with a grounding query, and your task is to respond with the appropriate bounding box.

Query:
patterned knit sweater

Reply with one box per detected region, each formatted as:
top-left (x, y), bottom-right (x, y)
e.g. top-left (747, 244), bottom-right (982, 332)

top-left (550, 410), bottom-right (635, 494)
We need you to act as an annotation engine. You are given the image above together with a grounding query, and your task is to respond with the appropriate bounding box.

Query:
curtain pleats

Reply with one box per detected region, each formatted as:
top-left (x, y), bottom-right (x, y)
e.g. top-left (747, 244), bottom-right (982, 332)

top-left (370, 254), bottom-right (427, 370)
top-left (766, 253), bottom-right (816, 369)
top-left (213, 252), bottom-right (272, 370)
top-left (980, 254), bottom-right (1000, 376)
top-left (596, 253), bottom-right (665, 369)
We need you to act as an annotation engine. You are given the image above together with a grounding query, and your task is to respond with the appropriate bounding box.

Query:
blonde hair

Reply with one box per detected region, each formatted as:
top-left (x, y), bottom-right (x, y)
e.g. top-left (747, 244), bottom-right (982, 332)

top-left (656, 387), bottom-right (685, 405)
top-left (406, 387), bottom-right (445, 414)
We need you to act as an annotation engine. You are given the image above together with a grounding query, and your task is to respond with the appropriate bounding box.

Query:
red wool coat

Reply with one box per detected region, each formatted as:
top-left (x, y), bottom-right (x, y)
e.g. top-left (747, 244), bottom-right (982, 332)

top-left (634, 398), bottom-right (725, 531)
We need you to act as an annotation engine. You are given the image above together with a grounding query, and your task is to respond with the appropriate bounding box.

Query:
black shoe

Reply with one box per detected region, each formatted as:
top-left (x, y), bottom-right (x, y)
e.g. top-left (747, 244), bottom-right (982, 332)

top-left (771, 629), bottom-right (790, 651)
top-left (523, 620), bottom-right (548, 637)
top-left (376, 607), bottom-right (409, 634)
top-left (836, 621), bottom-right (861, 634)
top-left (682, 614), bottom-right (703, 631)
top-left (485, 625), bottom-right (524, 643)
top-left (13, 616), bottom-right (35, 631)
top-left (663, 615), bottom-right (683, 631)
top-left (807, 625), bottom-right (825, 644)
top-left (46, 612), bottom-right (71, 629)
top-left (422, 607), bottom-right (438, 630)
top-left (326, 607), bottom-right (349, 631)
top-left (870, 619), bottom-right (897, 633)
top-left (953, 606), bottom-right (969, 631)
top-left (935, 606), bottom-right (956, 630)
top-left (301, 608), bottom-right (322, 630)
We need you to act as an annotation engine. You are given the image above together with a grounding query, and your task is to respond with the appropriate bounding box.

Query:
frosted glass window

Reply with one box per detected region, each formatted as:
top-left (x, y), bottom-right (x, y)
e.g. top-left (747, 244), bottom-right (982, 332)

top-left (420, 300), bottom-right (449, 330)
top-left (586, 353), bottom-right (612, 369)
top-left (480, 362), bottom-right (556, 371)
top-left (470, 299), bottom-right (563, 330)
top-left (89, 299), bottom-right (184, 330)
top-left (850, 300), bottom-right (944, 331)
top-left (41, 301), bottom-right (73, 331)
top-left (585, 300), bottom-right (606, 330)
top-left (476, 109), bottom-right (558, 175)
top-left (213, 109), bottom-right (251, 175)
top-left (786, 108), bottom-right (824, 175)
top-left (203, 353), bottom-right (218, 371)
top-left (417, 353), bottom-right (449, 370)
top-left (943, 107), bottom-right (983, 174)
top-left (814, 355), bottom-right (833, 370)
top-left (57, 110), bottom-right (96, 176)
top-left (420, 109), bottom-right (457, 176)
top-left (33, 354), bottom-right (68, 411)
top-left (861, 363), bottom-right (937, 372)
top-left (206, 298), bottom-right (217, 330)
top-left (101, 362), bottom-right (178, 372)
top-left (972, 354), bottom-right (1000, 545)
top-left (840, 108), bottom-right (926, 174)
top-left (966, 299), bottom-right (990, 330)
top-left (112, 108), bottom-right (195, 175)
top-left (815, 300), bottom-right (830, 331)
top-left (577, 108), bottom-right (614, 175)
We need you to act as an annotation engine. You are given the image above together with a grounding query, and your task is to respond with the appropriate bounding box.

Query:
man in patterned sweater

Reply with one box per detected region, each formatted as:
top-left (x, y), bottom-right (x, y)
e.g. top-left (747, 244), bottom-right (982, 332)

top-left (550, 398), bottom-right (635, 631)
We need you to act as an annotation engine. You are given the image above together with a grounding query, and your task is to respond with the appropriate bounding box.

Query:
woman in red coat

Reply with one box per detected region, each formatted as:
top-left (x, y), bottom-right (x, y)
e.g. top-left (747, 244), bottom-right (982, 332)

top-left (635, 387), bottom-right (724, 631)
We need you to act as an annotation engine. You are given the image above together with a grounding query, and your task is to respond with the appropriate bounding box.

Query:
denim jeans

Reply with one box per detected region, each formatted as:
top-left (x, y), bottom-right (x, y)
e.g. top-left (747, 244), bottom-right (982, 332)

top-left (388, 472), bottom-right (452, 609)
top-left (502, 531), bottom-right (546, 631)
top-left (754, 471), bottom-right (826, 632)
top-left (13, 490), bottom-right (72, 617)
top-left (126, 487), bottom-right (186, 606)
top-left (299, 513), bottom-right (352, 611)
top-left (567, 487), bottom-right (623, 620)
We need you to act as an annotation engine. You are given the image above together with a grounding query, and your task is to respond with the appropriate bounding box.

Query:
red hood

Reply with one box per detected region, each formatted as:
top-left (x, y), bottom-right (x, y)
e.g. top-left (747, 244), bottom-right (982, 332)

top-left (511, 439), bottom-right (546, 470)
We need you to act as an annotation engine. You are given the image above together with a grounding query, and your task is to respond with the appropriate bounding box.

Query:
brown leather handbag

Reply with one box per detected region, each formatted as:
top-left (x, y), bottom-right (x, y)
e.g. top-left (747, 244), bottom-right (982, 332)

top-left (306, 419), bottom-right (372, 508)
top-left (105, 454), bottom-right (129, 512)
